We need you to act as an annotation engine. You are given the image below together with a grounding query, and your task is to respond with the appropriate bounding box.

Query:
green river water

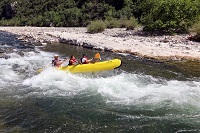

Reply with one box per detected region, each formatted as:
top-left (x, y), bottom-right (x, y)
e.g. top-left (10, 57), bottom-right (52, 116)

top-left (0, 32), bottom-right (200, 133)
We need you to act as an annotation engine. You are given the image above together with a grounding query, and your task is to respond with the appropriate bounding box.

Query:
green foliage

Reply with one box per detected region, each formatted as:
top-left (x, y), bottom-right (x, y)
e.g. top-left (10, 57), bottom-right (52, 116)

top-left (0, 0), bottom-right (199, 35)
top-left (87, 20), bottom-right (106, 33)
top-left (105, 17), bottom-right (138, 30)
top-left (190, 20), bottom-right (200, 41)
top-left (0, 1), bottom-right (5, 19)
top-left (104, 6), bottom-right (118, 21)
top-left (0, 0), bottom-right (80, 26)
top-left (118, 0), bottom-right (134, 19)
top-left (0, 0), bottom-right (137, 27)
top-left (105, 19), bottom-right (120, 28)
top-left (140, 0), bottom-right (200, 33)
top-left (81, 2), bottom-right (115, 26)
top-left (63, 8), bottom-right (82, 27)
top-left (104, 0), bottom-right (124, 10)
top-left (118, 18), bottom-right (137, 29)
top-left (192, 21), bottom-right (200, 34)
top-left (125, 17), bottom-right (138, 30)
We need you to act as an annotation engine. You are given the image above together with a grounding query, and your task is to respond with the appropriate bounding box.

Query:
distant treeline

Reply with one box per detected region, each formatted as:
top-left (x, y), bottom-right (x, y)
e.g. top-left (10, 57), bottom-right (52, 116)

top-left (0, 0), bottom-right (200, 33)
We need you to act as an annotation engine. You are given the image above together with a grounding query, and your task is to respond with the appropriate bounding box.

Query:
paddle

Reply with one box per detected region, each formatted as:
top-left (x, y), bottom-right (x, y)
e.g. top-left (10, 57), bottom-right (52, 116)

top-left (61, 57), bottom-right (68, 65)
top-left (90, 53), bottom-right (101, 63)
top-left (94, 53), bottom-right (101, 60)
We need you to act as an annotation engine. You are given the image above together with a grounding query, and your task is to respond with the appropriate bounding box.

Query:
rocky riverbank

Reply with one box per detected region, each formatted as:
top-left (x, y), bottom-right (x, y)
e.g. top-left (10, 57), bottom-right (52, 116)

top-left (1, 26), bottom-right (200, 61)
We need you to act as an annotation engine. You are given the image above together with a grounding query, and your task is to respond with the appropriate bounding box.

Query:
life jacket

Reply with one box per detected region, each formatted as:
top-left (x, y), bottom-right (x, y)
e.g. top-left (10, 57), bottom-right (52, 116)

top-left (80, 57), bottom-right (88, 64)
top-left (68, 59), bottom-right (77, 65)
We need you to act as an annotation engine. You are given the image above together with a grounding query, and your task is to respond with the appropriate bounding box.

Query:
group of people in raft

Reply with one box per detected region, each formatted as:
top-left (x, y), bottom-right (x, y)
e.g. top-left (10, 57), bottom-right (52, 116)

top-left (52, 54), bottom-right (99, 67)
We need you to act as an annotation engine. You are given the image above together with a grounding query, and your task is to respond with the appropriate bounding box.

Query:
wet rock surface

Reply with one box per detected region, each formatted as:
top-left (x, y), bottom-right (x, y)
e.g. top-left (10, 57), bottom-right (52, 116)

top-left (0, 30), bottom-right (36, 59)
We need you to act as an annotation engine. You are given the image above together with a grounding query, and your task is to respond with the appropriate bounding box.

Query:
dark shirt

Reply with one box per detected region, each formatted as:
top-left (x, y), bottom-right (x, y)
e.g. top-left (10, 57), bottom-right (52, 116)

top-left (52, 59), bottom-right (61, 66)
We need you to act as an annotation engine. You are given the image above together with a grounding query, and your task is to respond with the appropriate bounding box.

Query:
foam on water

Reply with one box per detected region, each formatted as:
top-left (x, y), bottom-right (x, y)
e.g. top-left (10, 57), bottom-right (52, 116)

top-left (97, 75), bottom-right (200, 107)
top-left (0, 54), bottom-right (21, 87)
top-left (1, 49), bottom-right (200, 110)
top-left (0, 50), bottom-right (53, 87)
top-left (23, 67), bottom-right (200, 109)
top-left (2, 32), bottom-right (200, 132)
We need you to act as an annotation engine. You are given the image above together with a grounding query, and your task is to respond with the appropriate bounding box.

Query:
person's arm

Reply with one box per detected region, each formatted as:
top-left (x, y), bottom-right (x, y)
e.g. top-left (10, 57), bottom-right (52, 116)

top-left (86, 59), bottom-right (91, 63)
top-left (58, 58), bottom-right (68, 66)
top-left (74, 59), bottom-right (79, 64)
top-left (61, 57), bottom-right (68, 63)
top-left (88, 58), bottom-right (93, 62)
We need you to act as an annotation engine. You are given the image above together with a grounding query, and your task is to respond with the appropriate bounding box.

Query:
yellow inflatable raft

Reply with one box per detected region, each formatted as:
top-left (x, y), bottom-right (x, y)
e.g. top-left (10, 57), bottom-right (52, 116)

top-left (38, 59), bottom-right (121, 73)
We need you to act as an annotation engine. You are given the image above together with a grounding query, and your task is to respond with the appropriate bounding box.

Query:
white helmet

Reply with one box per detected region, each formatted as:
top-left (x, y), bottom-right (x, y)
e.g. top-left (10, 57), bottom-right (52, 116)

top-left (54, 54), bottom-right (59, 57)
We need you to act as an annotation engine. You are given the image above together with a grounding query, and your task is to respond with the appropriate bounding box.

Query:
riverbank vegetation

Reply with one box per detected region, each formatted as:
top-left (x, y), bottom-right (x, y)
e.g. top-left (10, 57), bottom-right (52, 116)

top-left (190, 21), bottom-right (200, 41)
top-left (87, 17), bottom-right (139, 33)
top-left (0, 0), bottom-right (200, 35)
top-left (87, 20), bottom-right (106, 33)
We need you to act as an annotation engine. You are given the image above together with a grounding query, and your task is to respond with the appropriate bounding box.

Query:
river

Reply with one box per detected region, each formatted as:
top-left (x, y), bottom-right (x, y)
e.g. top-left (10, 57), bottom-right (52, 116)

top-left (0, 31), bottom-right (200, 133)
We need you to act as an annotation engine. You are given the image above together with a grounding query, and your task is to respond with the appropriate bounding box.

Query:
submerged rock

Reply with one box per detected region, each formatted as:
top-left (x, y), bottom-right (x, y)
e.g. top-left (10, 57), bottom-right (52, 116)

top-left (18, 43), bottom-right (35, 49)
top-left (17, 51), bottom-right (25, 56)
top-left (82, 42), bottom-right (94, 49)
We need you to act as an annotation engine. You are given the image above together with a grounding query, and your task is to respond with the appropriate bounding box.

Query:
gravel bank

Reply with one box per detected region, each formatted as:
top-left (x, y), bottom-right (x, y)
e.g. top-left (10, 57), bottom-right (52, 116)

top-left (1, 26), bottom-right (200, 61)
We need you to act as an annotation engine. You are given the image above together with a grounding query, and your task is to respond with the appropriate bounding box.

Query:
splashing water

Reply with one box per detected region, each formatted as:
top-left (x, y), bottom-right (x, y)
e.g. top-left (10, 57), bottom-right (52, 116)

top-left (23, 66), bottom-right (200, 107)
top-left (0, 33), bottom-right (200, 132)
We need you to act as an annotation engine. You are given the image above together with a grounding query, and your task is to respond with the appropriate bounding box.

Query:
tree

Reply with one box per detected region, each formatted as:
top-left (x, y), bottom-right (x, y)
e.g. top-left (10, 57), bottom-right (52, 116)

top-left (63, 8), bottom-right (82, 26)
top-left (81, 2), bottom-right (114, 25)
top-left (118, 0), bottom-right (134, 19)
top-left (140, 0), bottom-right (200, 33)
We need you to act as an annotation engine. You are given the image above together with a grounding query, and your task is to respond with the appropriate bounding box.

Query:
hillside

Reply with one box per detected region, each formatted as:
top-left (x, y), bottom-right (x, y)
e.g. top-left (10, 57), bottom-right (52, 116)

top-left (0, 0), bottom-right (200, 34)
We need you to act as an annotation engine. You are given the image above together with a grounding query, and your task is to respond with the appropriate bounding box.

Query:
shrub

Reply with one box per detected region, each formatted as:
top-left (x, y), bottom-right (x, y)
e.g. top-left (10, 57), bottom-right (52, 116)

top-left (87, 20), bottom-right (106, 33)
top-left (105, 19), bottom-right (120, 28)
top-left (125, 17), bottom-right (138, 30)
top-left (191, 20), bottom-right (200, 34)
top-left (118, 17), bottom-right (138, 30)
top-left (190, 20), bottom-right (200, 42)
top-left (140, 0), bottom-right (199, 33)
top-left (118, 19), bottom-right (127, 28)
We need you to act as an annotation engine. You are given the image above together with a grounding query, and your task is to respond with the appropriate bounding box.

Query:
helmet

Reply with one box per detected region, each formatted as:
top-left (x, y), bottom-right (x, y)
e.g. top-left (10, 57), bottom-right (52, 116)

top-left (82, 54), bottom-right (87, 57)
top-left (54, 54), bottom-right (59, 57)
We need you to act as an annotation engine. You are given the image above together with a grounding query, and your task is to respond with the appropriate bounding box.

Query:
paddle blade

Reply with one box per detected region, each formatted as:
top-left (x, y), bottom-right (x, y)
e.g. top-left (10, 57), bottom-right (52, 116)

top-left (95, 53), bottom-right (101, 60)
top-left (90, 53), bottom-right (101, 63)
top-left (38, 68), bottom-right (43, 73)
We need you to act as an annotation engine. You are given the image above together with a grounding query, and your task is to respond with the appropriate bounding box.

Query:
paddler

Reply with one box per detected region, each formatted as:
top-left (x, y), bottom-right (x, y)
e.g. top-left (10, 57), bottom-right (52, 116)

top-left (68, 55), bottom-right (79, 65)
top-left (52, 54), bottom-right (67, 67)
top-left (80, 54), bottom-right (93, 64)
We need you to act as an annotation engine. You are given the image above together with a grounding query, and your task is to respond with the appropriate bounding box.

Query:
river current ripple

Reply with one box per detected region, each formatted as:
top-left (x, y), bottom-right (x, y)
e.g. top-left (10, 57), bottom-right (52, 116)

top-left (0, 31), bottom-right (200, 132)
